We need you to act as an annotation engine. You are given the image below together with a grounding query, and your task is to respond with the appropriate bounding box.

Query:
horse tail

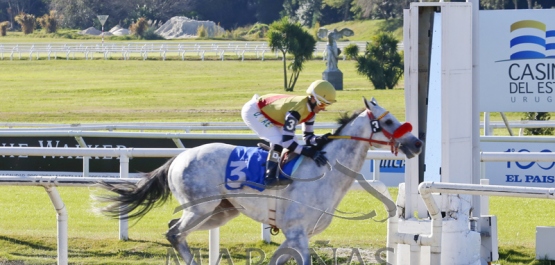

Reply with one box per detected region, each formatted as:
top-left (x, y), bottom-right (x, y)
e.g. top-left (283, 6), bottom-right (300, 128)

top-left (96, 156), bottom-right (176, 220)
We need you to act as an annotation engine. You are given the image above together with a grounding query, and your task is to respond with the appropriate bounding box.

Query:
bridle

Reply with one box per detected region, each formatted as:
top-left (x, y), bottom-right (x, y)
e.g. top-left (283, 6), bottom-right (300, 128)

top-left (329, 110), bottom-right (413, 156)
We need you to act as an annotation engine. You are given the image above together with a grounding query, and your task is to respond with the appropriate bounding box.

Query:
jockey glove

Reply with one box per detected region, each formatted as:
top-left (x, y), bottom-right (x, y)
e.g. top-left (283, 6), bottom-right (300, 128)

top-left (301, 146), bottom-right (328, 167)
top-left (315, 133), bottom-right (332, 146)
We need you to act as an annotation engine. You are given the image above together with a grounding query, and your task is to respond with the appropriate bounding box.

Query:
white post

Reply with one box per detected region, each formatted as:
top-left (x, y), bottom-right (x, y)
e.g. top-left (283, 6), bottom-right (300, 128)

top-left (262, 223), bottom-right (271, 243)
top-left (372, 160), bottom-right (380, 180)
top-left (82, 158), bottom-right (89, 178)
top-left (410, 244), bottom-right (421, 265)
top-left (480, 179), bottom-right (490, 216)
top-left (44, 186), bottom-right (68, 265)
top-left (119, 153), bottom-right (129, 240)
top-left (386, 216), bottom-right (398, 265)
top-left (483, 112), bottom-right (490, 136)
top-left (209, 228), bottom-right (220, 265)
top-left (74, 136), bottom-right (89, 177)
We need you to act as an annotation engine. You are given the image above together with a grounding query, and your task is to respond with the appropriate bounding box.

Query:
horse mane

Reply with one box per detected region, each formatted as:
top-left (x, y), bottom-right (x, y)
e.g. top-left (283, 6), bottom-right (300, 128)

top-left (319, 109), bottom-right (364, 149)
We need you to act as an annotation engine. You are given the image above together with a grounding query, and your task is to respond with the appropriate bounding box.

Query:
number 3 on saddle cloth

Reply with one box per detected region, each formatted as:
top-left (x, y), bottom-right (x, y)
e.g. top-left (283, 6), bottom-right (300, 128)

top-left (225, 146), bottom-right (304, 192)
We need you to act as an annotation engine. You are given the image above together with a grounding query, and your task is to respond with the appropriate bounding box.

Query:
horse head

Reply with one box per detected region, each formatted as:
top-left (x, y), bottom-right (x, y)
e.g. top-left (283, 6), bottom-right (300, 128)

top-left (363, 97), bottom-right (423, 159)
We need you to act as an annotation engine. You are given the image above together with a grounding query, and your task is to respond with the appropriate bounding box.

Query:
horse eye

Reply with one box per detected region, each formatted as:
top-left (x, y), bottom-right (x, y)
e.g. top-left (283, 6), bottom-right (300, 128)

top-left (385, 120), bottom-right (393, 126)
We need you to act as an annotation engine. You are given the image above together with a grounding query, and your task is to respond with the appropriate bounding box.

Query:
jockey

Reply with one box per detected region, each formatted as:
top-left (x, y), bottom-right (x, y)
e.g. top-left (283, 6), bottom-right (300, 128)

top-left (241, 80), bottom-right (336, 186)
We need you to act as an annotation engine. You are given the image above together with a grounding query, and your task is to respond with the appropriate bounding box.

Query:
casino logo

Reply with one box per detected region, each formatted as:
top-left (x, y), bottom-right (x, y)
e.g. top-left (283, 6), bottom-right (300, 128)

top-left (509, 20), bottom-right (555, 60)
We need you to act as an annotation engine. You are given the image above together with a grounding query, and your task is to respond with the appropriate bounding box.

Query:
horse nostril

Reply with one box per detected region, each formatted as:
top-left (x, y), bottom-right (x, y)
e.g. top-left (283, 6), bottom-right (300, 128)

top-left (415, 141), bottom-right (422, 148)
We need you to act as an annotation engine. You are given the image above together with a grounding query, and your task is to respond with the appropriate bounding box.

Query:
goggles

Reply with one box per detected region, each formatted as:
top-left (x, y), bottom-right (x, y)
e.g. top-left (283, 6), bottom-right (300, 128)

top-left (311, 91), bottom-right (332, 107)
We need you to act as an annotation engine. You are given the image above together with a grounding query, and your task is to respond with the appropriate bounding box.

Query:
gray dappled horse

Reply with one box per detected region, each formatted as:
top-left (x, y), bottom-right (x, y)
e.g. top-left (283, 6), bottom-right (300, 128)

top-left (97, 97), bottom-right (423, 265)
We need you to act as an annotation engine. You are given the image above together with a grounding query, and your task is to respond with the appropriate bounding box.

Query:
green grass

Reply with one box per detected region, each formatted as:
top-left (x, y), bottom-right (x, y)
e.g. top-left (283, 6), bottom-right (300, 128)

top-left (0, 60), bottom-right (409, 124)
top-left (0, 59), bottom-right (524, 126)
top-left (0, 186), bottom-right (554, 264)
top-left (0, 58), bottom-right (524, 140)
top-left (0, 187), bottom-right (397, 264)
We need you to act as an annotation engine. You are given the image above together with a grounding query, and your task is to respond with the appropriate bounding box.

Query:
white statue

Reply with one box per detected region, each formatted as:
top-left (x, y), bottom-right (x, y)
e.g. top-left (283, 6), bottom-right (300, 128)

top-left (318, 27), bottom-right (355, 71)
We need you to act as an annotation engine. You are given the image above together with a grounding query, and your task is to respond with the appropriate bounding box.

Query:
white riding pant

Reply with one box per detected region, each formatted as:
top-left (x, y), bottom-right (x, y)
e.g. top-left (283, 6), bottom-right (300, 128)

top-left (241, 94), bottom-right (283, 146)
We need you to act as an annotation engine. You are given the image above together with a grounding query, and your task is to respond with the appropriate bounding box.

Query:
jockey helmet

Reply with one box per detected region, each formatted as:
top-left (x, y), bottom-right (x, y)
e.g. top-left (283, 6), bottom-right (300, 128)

top-left (306, 80), bottom-right (337, 105)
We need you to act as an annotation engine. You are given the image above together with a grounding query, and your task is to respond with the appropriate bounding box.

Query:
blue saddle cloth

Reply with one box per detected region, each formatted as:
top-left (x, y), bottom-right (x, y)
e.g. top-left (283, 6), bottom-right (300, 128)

top-left (225, 146), bottom-right (303, 192)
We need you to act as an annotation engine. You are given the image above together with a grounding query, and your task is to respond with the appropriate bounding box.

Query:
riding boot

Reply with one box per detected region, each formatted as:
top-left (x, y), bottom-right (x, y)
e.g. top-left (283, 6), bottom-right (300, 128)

top-left (264, 145), bottom-right (291, 187)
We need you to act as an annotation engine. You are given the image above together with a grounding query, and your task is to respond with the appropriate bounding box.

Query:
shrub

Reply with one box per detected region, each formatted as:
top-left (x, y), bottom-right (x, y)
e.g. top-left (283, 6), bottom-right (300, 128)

top-left (197, 24), bottom-right (207, 38)
top-left (247, 23), bottom-right (269, 39)
top-left (14, 12), bottom-right (35, 34)
top-left (37, 11), bottom-right (59, 33)
top-left (130, 17), bottom-right (148, 38)
top-left (143, 27), bottom-right (164, 40)
top-left (344, 43), bottom-right (359, 60)
top-left (521, 112), bottom-right (554, 135)
top-left (0, 21), bottom-right (9, 36)
top-left (356, 33), bottom-right (403, 89)
top-left (221, 30), bottom-right (233, 39)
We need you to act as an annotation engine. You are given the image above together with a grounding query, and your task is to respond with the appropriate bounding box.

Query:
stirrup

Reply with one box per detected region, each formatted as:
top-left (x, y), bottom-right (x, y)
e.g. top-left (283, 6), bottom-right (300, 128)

top-left (264, 177), bottom-right (292, 188)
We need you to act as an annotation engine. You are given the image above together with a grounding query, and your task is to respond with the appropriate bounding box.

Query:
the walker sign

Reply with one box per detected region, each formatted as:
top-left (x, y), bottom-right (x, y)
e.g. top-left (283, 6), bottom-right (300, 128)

top-left (479, 10), bottom-right (555, 112)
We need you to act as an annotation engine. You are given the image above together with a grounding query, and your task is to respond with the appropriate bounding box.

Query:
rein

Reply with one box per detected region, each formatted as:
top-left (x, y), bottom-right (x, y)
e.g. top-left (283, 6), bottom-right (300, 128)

top-left (328, 135), bottom-right (393, 147)
top-left (328, 110), bottom-right (412, 156)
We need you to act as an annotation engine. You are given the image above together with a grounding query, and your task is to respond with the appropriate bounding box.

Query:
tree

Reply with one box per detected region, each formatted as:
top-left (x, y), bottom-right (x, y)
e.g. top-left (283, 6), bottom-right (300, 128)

top-left (373, 0), bottom-right (404, 19)
top-left (50, 0), bottom-right (112, 29)
top-left (282, 0), bottom-right (323, 27)
top-left (183, 0), bottom-right (257, 29)
top-left (281, 0), bottom-right (299, 22)
top-left (37, 11), bottom-right (59, 33)
top-left (14, 12), bottom-right (34, 34)
top-left (480, 0), bottom-right (555, 9)
top-left (0, 0), bottom-right (48, 16)
top-left (355, 33), bottom-right (403, 90)
top-left (250, 0), bottom-right (284, 24)
top-left (128, 0), bottom-right (190, 23)
top-left (268, 17), bottom-right (317, 91)
top-left (296, 0), bottom-right (322, 27)
top-left (0, 0), bottom-right (48, 28)
top-left (351, 0), bottom-right (412, 19)
top-left (324, 0), bottom-right (352, 21)
top-left (351, 0), bottom-right (374, 19)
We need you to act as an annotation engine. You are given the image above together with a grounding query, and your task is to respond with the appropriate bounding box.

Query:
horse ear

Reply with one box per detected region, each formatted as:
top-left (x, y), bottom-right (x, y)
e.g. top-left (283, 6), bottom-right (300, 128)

top-left (363, 96), bottom-right (377, 109)
top-left (363, 96), bottom-right (371, 109)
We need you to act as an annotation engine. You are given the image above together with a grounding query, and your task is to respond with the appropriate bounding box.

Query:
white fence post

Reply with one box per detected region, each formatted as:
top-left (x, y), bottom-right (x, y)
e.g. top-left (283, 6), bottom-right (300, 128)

top-left (209, 228), bottom-right (220, 265)
top-left (44, 186), bottom-right (68, 265)
top-left (262, 224), bottom-right (271, 243)
top-left (119, 153), bottom-right (129, 240)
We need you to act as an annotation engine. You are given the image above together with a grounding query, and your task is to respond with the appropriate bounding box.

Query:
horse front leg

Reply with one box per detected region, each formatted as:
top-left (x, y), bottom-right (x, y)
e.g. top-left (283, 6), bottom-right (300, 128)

top-left (271, 228), bottom-right (310, 265)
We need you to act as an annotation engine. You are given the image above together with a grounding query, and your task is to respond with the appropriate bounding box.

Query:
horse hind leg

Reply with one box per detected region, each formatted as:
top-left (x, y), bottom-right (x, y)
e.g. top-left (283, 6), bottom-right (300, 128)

top-left (198, 199), bottom-right (240, 229)
top-left (166, 199), bottom-right (240, 264)
top-left (168, 200), bottom-right (240, 230)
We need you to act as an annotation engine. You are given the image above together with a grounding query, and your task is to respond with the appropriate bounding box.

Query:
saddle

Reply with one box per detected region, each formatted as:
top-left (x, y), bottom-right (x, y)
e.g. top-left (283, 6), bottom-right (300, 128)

top-left (224, 145), bottom-right (303, 192)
